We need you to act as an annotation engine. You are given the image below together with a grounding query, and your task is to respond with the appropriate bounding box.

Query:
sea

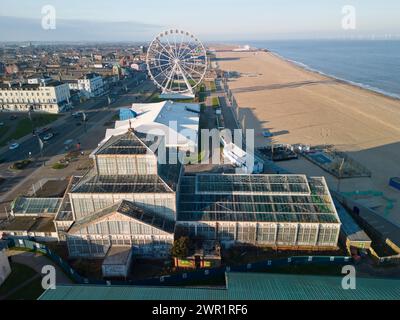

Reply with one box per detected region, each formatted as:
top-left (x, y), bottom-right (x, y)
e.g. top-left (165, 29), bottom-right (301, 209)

top-left (243, 40), bottom-right (400, 99)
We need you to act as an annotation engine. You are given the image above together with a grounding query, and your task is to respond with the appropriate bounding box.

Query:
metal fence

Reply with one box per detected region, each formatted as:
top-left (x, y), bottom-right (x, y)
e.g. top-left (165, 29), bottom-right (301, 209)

top-left (6, 237), bottom-right (352, 286)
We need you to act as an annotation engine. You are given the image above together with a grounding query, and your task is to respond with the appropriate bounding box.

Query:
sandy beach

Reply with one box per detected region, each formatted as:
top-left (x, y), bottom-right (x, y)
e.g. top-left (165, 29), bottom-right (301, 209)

top-left (216, 50), bottom-right (400, 224)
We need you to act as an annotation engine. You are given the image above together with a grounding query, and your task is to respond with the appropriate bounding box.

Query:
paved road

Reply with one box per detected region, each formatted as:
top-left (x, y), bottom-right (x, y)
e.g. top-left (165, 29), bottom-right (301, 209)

top-left (0, 74), bottom-right (154, 217)
top-left (217, 78), bottom-right (240, 131)
top-left (0, 74), bottom-right (147, 164)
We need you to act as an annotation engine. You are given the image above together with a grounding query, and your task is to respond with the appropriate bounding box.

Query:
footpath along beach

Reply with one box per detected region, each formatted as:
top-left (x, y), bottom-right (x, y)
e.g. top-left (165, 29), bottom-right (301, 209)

top-left (216, 50), bottom-right (400, 224)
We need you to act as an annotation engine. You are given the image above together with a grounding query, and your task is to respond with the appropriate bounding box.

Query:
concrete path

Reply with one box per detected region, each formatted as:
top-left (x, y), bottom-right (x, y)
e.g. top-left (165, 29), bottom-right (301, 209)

top-left (0, 274), bottom-right (40, 300)
top-left (7, 250), bottom-right (73, 285)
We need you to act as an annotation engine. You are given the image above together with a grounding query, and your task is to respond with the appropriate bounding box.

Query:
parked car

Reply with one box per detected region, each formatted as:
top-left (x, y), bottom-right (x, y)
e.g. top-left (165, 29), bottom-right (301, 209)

top-left (9, 142), bottom-right (20, 150)
top-left (43, 132), bottom-right (54, 141)
top-left (9, 115), bottom-right (17, 120)
top-left (64, 139), bottom-right (74, 151)
top-left (36, 127), bottom-right (51, 134)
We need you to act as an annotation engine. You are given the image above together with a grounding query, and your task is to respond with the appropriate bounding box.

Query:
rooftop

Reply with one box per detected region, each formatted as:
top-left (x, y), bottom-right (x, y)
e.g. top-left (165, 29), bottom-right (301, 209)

top-left (0, 216), bottom-right (55, 233)
top-left (178, 174), bottom-right (339, 223)
top-left (195, 174), bottom-right (311, 195)
top-left (69, 200), bottom-right (175, 234)
top-left (80, 73), bottom-right (101, 80)
top-left (33, 179), bottom-right (70, 198)
top-left (335, 200), bottom-right (371, 243)
top-left (103, 246), bottom-right (132, 266)
top-left (0, 80), bottom-right (66, 90)
top-left (71, 172), bottom-right (174, 194)
top-left (102, 101), bottom-right (200, 149)
top-left (12, 197), bottom-right (62, 216)
top-left (118, 200), bottom-right (175, 233)
top-left (39, 272), bottom-right (400, 300)
top-left (95, 131), bottom-right (150, 155)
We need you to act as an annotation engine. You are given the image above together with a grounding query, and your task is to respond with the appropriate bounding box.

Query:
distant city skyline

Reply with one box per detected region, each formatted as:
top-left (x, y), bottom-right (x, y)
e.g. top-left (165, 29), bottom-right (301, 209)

top-left (1, 0), bottom-right (400, 42)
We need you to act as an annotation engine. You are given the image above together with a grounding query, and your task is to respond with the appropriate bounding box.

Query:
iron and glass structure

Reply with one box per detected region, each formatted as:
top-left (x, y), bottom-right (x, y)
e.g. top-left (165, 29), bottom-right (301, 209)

top-left (177, 174), bottom-right (341, 249)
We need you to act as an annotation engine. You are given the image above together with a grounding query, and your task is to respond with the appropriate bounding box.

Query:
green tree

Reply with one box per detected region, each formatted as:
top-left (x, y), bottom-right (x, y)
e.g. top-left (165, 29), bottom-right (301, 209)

top-left (171, 237), bottom-right (190, 259)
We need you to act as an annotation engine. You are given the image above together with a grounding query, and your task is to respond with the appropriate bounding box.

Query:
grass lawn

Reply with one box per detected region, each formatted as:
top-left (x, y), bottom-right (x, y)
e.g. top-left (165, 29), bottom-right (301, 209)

top-left (0, 125), bottom-right (10, 141)
top-left (52, 162), bottom-right (68, 170)
top-left (11, 159), bottom-right (32, 170)
top-left (149, 93), bottom-right (164, 103)
top-left (0, 114), bottom-right (61, 146)
top-left (0, 262), bottom-right (44, 300)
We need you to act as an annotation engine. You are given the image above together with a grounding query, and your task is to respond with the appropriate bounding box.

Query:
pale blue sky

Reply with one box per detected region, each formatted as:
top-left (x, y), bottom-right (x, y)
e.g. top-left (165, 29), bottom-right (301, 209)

top-left (1, 0), bottom-right (400, 41)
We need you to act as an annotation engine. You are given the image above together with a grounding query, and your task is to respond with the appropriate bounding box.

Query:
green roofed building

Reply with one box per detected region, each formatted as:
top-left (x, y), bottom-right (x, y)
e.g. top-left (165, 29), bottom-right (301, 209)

top-left (39, 272), bottom-right (400, 300)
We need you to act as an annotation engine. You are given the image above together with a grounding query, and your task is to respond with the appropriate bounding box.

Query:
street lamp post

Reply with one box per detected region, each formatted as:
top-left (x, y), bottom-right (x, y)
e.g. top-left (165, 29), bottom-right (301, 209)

top-left (337, 158), bottom-right (345, 192)
top-left (28, 104), bottom-right (34, 135)
top-left (82, 111), bottom-right (87, 133)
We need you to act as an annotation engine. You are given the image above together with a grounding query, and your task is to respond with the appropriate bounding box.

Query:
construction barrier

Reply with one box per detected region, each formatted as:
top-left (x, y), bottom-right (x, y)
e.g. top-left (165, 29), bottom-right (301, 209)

top-left (5, 237), bottom-right (352, 287)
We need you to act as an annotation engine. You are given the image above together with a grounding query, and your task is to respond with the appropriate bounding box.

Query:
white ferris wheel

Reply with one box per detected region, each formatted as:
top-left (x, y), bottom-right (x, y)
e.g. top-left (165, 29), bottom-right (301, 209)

top-left (146, 29), bottom-right (207, 99)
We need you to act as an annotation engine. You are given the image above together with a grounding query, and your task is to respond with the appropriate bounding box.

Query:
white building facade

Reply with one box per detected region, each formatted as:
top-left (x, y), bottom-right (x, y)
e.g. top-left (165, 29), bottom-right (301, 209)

top-left (78, 73), bottom-right (104, 98)
top-left (0, 81), bottom-right (71, 114)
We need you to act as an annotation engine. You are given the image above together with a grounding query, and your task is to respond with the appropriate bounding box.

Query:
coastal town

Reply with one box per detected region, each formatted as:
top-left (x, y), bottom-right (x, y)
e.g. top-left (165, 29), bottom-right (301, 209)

top-left (0, 34), bottom-right (399, 301)
top-left (0, 0), bottom-right (400, 302)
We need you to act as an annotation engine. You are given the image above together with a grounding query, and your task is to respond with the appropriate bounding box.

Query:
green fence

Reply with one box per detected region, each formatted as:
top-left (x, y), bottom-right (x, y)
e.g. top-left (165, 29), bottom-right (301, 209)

top-left (6, 237), bottom-right (352, 286)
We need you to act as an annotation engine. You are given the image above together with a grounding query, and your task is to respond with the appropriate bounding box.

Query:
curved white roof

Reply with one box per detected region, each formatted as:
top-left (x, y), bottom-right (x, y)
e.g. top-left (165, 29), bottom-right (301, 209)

top-left (100, 100), bottom-right (200, 151)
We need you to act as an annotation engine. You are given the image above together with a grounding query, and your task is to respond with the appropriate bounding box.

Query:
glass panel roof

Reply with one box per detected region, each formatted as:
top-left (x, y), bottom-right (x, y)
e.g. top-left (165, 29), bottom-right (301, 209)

top-left (195, 174), bottom-right (311, 195)
top-left (177, 175), bottom-right (339, 224)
